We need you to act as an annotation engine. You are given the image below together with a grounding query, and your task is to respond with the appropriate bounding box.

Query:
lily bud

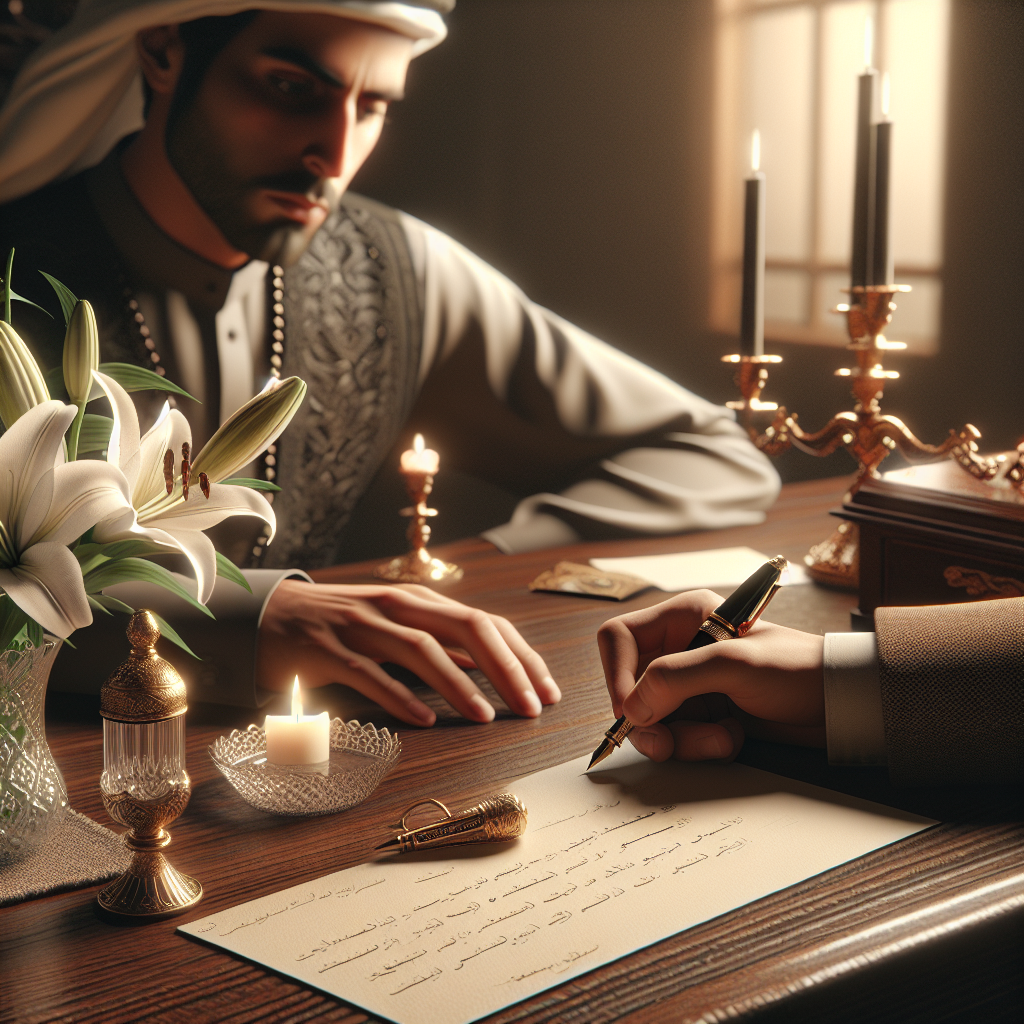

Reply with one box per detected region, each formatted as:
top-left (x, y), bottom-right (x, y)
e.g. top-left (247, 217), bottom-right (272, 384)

top-left (0, 320), bottom-right (49, 429)
top-left (191, 376), bottom-right (306, 483)
top-left (63, 300), bottom-right (99, 406)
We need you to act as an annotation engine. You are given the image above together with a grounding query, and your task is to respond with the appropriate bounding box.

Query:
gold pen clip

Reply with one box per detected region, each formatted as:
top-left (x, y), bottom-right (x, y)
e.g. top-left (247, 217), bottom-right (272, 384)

top-left (735, 555), bottom-right (788, 635)
top-left (376, 793), bottom-right (528, 854)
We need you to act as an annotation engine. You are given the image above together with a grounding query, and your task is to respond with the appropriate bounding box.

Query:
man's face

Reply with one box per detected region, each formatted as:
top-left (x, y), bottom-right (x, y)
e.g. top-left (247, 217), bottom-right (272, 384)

top-left (166, 13), bottom-right (414, 265)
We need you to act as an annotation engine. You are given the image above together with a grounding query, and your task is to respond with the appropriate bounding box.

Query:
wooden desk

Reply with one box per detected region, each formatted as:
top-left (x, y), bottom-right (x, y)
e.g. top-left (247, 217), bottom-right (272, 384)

top-left (3, 478), bottom-right (1021, 1024)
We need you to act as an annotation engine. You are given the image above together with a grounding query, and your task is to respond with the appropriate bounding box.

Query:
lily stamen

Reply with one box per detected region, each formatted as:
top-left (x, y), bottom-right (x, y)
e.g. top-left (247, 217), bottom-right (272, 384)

top-left (181, 441), bottom-right (191, 500)
top-left (163, 448), bottom-right (174, 494)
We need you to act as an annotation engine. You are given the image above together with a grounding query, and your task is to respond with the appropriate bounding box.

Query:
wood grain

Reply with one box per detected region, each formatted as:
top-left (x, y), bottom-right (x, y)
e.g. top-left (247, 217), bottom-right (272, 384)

top-left (3, 477), bottom-right (1021, 1024)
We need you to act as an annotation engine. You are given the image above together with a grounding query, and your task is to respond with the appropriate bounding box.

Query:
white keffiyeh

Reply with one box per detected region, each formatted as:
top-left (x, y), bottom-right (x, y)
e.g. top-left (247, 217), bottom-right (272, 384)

top-left (0, 0), bottom-right (449, 203)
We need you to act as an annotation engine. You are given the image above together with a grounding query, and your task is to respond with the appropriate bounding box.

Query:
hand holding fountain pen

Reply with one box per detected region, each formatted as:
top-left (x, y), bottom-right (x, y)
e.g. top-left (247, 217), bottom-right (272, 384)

top-left (587, 555), bottom-right (788, 770)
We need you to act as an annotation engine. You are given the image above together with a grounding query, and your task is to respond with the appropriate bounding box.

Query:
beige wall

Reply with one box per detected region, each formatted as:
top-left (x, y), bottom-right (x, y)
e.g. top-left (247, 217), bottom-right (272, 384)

top-left (353, 0), bottom-right (1022, 483)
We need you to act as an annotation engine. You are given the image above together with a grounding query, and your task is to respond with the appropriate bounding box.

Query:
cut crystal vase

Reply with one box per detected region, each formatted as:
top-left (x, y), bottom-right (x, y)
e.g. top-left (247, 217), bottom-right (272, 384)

top-left (0, 639), bottom-right (69, 863)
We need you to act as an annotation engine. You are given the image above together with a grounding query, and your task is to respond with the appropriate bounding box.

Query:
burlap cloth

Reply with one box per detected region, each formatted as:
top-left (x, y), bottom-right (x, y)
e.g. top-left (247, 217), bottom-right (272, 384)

top-left (0, 809), bottom-right (130, 907)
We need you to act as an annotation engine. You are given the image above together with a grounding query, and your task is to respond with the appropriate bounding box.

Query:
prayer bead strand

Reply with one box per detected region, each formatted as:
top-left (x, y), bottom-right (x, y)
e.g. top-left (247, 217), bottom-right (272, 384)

top-left (121, 268), bottom-right (286, 566)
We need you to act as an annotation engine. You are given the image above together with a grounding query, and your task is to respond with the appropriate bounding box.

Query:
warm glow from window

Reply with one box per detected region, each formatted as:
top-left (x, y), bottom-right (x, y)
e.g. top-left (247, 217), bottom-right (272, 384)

top-left (711, 0), bottom-right (950, 355)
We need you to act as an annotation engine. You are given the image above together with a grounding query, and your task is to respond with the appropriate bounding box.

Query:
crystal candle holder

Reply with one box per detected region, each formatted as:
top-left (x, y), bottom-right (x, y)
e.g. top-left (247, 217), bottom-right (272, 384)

top-left (209, 719), bottom-right (400, 816)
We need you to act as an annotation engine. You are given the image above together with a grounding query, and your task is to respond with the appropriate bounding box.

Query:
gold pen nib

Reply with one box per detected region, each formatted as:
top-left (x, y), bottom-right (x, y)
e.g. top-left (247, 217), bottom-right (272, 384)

top-left (587, 715), bottom-right (632, 771)
top-left (587, 739), bottom-right (616, 771)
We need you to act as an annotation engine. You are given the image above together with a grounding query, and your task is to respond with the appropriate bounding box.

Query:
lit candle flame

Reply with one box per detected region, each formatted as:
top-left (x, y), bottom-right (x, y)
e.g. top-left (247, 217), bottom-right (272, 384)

top-left (413, 433), bottom-right (425, 454)
top-left (751, 129), bottom-right (761, 173)
top-left (291, 675), bottom-right (302, 720)
top-left (880, 72), bottom-right (890, 118)
top-left (863, 15), bottom-right (874, 70)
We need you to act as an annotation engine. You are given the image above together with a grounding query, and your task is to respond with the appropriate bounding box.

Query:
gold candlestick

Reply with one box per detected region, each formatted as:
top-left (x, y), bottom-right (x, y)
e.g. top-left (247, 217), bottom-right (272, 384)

top-left (374, 435), bottom-right (463, 584)
top-left (723, 285), bottom-right (982, 590)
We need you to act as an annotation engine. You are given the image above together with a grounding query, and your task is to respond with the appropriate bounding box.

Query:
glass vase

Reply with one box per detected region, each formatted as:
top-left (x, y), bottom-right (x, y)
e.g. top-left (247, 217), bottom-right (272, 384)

top-left (0, 638), bottom-right (69, 863)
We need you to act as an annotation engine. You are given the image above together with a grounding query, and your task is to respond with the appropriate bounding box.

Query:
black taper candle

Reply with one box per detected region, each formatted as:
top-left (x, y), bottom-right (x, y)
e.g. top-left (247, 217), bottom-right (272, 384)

top-left (870, 119), bottom-right (893, 286)
top-left (850, 68), bottom-right (877, 289)
top-left (740, 172), bottom-right (765, 357)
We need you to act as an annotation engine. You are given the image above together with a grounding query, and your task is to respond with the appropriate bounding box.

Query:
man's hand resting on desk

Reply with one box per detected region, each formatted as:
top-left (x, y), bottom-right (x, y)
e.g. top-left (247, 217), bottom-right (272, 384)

top-left (598, 590), bottom-right (825, 762)
top-left (259, 580), bottom-right (561, 726)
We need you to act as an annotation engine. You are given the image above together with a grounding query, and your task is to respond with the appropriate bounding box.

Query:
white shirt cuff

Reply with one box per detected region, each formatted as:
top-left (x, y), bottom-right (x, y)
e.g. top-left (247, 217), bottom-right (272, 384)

top-left (824, 631), bottom-right (887, 766)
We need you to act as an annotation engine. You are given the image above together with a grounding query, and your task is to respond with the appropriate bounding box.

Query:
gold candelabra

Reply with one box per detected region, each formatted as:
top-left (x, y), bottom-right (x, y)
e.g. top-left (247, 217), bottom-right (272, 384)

top-left (723, 284), bottom-right (982, 589)
top-left (374, 465), bottom-right (463, 584)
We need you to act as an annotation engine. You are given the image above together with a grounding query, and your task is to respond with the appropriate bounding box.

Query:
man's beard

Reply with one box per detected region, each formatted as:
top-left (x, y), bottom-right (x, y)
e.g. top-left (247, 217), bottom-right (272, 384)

top-left (166, 101), bottom-right (342, 267)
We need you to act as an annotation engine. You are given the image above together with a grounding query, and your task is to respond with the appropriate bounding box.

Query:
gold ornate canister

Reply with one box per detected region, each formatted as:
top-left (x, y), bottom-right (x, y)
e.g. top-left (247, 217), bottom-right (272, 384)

top-left (96, 611), bottom-right (202, 919)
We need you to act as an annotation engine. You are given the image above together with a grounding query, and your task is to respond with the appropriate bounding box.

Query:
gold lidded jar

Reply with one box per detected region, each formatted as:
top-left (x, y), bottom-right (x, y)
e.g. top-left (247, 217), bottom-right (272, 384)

top-left (97, 611), bottom-right (201, 918)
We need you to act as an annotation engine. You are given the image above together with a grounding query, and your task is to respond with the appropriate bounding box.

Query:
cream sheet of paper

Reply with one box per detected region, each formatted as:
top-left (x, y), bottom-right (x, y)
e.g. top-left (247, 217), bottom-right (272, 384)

top-left (590, 546), bottom-right (810, 591)
top-left (179, 750), bottom-right (932, 1024)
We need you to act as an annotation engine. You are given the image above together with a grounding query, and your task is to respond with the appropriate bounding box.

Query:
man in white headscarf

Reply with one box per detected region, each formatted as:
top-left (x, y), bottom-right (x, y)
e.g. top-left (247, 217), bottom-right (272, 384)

top-left (0, 0), bottom-right (779, 721)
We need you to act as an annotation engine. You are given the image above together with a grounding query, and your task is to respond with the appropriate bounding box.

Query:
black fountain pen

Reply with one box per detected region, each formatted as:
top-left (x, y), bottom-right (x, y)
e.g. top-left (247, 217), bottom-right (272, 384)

top-left (587, 555), bottom-right (788, 770)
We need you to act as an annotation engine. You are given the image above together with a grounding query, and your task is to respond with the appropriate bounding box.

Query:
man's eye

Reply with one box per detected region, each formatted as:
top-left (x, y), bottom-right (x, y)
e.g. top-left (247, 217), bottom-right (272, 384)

top-left (270, 75), bottom-right (314, 97)
top-left (360, 99), bottom-right (390, 121)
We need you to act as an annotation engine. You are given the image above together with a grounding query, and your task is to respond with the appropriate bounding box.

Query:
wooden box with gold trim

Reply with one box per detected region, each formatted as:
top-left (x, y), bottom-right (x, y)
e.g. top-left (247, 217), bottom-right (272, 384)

top-left (836, 459), bottom-right (1024, 629)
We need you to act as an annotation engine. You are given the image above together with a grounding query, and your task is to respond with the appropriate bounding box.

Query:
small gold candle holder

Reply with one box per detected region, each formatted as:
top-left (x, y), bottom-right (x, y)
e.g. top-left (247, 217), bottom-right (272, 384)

top-left (97, 612), bottom-right (202, 920)
top-left (374, 436), bottom-right (463, 584)
top-left (724, 285), bottom-right (982, 590)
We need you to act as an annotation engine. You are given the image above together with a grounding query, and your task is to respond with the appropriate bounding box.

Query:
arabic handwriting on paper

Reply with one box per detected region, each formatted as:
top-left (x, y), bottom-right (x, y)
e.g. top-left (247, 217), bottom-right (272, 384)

top-left (716, 838), bottom-right (749, 856)
top-left (391, 968), bottom-right (442, 995)
top-left (479, 903), bottom-right (534, 931)
top-left (691, 817), bottom-right (743, 844)
top-left (417, 867), bottom-right (455, 883)
top-left (620, 826), bottom-right (675, 850)
top-left (673, 853), bottom-right (708, 873)
top-left (180, 754), bottom-right (932, 1024)
top-left (219, 891), bottom-right (317, 936)
top-left (319, 944), bottom-right (379, 973)
top-left (219, 801), bottom-right (754, 993)
top-left (454, 935), bottom-right (507, 970)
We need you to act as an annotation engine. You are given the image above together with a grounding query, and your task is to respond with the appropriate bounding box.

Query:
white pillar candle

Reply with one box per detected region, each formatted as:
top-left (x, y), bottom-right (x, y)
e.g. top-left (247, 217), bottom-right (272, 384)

top-left (400, 433), bottom-right (440, 475)
top-left (265, 677), bottom-right (330, 765)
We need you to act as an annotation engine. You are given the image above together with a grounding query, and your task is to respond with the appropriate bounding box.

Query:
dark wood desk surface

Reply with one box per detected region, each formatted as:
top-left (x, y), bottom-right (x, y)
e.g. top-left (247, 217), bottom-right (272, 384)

top-left (3, 477), bottom-right (1022, 1024)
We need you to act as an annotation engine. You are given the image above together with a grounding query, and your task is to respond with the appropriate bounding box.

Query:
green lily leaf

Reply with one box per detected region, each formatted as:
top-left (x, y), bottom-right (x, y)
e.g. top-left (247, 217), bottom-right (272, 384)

top-left (150, 612), bottom-right (200, 659)
top-left (219, 477), bottom-right (282, 492)
top-left (88, 593), bottom-right (136, 616)
top-left (5, 287), bottom-right (52, 319)
top-left (39, 271), bottom-right (78, 326)
top-left (215, 552), bottom-right (253, 593)
top-left (0, 595), bottom-right (41, 651)
top-left (82, 557), bottom-right (215, 619)
top-left (75, 538), bottom-right (169, 576)
top-left (77, 413), bottom-right (114, 453)
top-left (75, 539), bottom-right (168, 562)
top-left (98, 362), bottom-right (197, 401)
top-left (87, 595), bottom-right (114, 616)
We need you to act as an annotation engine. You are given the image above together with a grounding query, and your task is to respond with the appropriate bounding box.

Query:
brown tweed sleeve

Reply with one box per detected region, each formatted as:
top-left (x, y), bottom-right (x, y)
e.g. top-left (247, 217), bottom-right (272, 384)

top-left (875, 597), bottom-right (1023, 786)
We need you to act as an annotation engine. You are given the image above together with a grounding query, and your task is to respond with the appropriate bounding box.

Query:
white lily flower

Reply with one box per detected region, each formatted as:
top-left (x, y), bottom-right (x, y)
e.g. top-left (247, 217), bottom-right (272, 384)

top-left (92, 373), bottom-right (275, 604)
top-left (0, 401), bottom-right (132, 637)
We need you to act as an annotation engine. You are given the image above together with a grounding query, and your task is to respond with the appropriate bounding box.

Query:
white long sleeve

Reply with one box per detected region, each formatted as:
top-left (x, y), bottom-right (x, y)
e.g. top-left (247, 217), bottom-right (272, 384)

top-left (399, 212), bottom-right (782, 553)
top-left (823, 631), bottom-right (887, 766)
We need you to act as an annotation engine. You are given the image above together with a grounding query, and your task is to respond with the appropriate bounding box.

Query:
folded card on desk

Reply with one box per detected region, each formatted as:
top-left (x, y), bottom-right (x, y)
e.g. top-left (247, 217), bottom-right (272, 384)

top-left (590, 545), bottom-right (809, 592)
top-left (528, 561), bottom-right (653, 600)
top-left (179, 750), bottom-right (931, 1024)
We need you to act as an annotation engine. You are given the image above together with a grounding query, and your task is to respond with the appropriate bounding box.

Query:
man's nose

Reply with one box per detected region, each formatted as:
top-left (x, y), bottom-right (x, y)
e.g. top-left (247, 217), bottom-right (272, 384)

top-left (301, 104), bottom-right (355, 181)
